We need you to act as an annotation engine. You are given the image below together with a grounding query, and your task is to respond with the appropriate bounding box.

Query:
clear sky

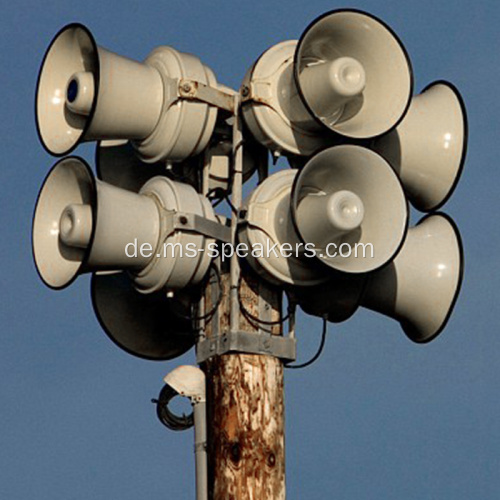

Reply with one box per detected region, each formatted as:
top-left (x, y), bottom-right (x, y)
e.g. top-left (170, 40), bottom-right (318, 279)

top-left (1, 0), bottom-right (499, 498)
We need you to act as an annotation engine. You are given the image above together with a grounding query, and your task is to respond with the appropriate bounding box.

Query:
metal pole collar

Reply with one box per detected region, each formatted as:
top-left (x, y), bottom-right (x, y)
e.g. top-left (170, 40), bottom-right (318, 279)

top-left (196, 330), bottom-right (296, 364)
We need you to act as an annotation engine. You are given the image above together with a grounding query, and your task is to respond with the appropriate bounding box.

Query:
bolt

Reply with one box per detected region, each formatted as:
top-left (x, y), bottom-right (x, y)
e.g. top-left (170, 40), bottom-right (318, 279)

top-left (241, 85), bottom-right (250, 97)
top-left (181, 81), bottom-right (193, 93)
top-left (179, 215), bottom-right (188, 225)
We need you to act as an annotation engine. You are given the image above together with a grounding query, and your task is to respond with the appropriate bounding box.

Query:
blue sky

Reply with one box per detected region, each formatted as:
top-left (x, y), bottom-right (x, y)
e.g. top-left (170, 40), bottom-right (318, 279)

top-left (1, 0), bottom-right (499, 498)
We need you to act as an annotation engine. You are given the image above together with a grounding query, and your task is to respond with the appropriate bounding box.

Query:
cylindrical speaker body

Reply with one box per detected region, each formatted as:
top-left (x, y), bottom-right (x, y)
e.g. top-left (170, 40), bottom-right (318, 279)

top-left (85, 48), bottom-right (163, 141)
top-left (87, 181), bottom-right (161, 270)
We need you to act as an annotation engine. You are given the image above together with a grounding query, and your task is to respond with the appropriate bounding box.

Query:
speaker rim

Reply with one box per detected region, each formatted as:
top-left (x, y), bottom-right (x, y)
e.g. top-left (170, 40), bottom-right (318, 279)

top-left (90, 271), bottom-right (195, 361)
top-left (403, 211), bottom-right (465, 344)
top-left (290, 144), bottom-right (410, 274)
top-left (293, 8), bottom-right (414, 140)
top-left (31, 156), bottom-right (98, 290)
top-left (419, 80), bottom-right (468, 213)
top-left (35, 23), bottom-right (101, 157)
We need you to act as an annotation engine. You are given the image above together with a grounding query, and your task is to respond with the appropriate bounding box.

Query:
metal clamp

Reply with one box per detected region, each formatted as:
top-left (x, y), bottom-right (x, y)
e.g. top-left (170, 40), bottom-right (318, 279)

top-left (162, 210), bottom-right (232, 243)
top-left (240, 79), bottom-right (273, 107)
top-left (196, 330), bottom-right (296, 364)
top-left (178, 79), bottom-right (235, 113)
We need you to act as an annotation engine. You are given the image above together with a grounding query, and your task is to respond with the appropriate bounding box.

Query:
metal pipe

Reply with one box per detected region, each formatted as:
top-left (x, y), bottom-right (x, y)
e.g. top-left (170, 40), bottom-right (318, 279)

top-left (193, 401), bottom-right (208, 500)
top-left (230, 95), bottom-right (243, 333)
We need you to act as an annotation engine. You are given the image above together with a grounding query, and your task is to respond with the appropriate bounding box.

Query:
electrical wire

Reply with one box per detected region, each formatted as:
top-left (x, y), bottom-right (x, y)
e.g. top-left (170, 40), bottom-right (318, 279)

top-left (286, 317), bottom-right (328, 369)
top-left (152, 384), bottom-right (194, 431)
top-left (211, 196), bottom-right (225, 208)
top-left (170, 264), bottom-right (223, 323)
top-left (223, 193), bottom-right (239, 215)
top-left (237, 276), bottom-right (291, 331)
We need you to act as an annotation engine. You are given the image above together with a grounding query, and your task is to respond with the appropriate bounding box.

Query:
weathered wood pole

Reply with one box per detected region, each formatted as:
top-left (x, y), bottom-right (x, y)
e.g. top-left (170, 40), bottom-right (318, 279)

top-left (202, 267), bottom-right (286, 499)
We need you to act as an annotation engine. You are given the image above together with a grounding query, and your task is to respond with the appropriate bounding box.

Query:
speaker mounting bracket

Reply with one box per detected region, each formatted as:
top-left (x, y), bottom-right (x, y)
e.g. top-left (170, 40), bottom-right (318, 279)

top-left (240, 80), bottom-right (274, 107)
top-left (162, 209), bottom-right (232, 243)
top-left (178, 79), bottom-right (235, 113)
top-left (196, 329), bottom-right (296, 364)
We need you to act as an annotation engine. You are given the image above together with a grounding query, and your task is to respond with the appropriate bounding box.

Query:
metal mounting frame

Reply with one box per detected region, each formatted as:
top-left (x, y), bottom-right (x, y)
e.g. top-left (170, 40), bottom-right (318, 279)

top-left (196, 330), bottom-right (296, 364)
top-left (162, 209), bottom-right (232, 242)
top-left (178, 79), bottom-right (235, 113)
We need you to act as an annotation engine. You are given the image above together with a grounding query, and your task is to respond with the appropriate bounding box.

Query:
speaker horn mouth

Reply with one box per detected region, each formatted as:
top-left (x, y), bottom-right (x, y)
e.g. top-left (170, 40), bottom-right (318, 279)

top-left (294, 8), bottom-right (413, 139)
top-left (403, 212), bottom-right (464, 343)
top-left (35, 23), bottom-right (100, 156)
top-left (420, 80), bottom-right (468, 212)
top-left (91, 271), bottom-right (195, 360)
top-left (32, 156), bottom-right (98, 290)
top-left (291, 144), bottom-right (409, 274)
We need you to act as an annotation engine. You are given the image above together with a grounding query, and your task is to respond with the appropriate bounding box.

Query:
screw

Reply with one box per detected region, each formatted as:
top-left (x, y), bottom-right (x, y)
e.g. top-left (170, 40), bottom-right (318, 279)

top-left (181, 81), bottom-right (193, 93)
top-left (179, 215), bottom-right (188, 225)
top-left (241, 85), bottom-right (250, 97)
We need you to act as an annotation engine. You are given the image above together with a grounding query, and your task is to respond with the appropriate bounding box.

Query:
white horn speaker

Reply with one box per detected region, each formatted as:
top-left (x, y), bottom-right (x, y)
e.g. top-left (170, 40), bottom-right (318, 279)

top-left (361, 213), bottom-right (464, 343)
top-left (372, 80), bottom-right (468, 212)
top-left (92, 272), bottom-right (195, 360)
top-left (294, 9), bottom-right (413, 139)
top-left (239, 169), bottom-right (328, 286)
top-left (32, 157), bottom-right (215, 292)
top-left (291, 145), bottom-right (408, 274)
top-left (36, 23), bottom-right (218, 162)
top-left (241, 40), bottom-right (335, 157)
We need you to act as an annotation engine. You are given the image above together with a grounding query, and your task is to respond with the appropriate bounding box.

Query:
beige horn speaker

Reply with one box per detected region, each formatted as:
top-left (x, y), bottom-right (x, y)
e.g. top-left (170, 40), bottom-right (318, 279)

top-left (32, 157), bottom-right (215, 292)
top-left (36, 23), bottom-right (218, 162)
top-left (240, 40), bottom-right (336, 157)
top-left (91, 271), bottom-right (195, 360)
top-left (372, 80), bottom-right (468, 212)
top-left (291, 144), bottom-right (409, 274)
top-left (361, 213), bottom-right (464, 343)
top-left (294, 9), bottom-right (413, 139)
top-left (238, 169), bottom-right (329, 287)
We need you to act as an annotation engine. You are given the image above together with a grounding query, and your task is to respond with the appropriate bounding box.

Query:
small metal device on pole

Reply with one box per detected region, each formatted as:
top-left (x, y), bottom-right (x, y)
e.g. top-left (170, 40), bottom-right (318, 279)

top-left (154, 366), bottom-right (208, 500)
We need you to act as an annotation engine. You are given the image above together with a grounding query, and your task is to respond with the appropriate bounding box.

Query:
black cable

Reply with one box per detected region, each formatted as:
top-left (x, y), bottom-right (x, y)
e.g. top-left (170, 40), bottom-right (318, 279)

top-left (211, 196), bottom-right (225, 208)
top-left (152, 384), bottom-right (193, 431)
top-left (170, 264), bottom-right (223, 323)
top-left (223, 193), bottom-right (239, 215)
top-left (286, 318), bottom-right (328, 369)
top-left (194, 264), bottom-right (223, 322)
top-left (237, 276), bottom-right (291, 330)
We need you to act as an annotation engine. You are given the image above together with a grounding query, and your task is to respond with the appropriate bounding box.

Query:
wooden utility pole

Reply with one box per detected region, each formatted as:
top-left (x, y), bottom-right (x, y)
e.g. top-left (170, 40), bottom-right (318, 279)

top-left (201, 267), bottom-right (286, 499)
